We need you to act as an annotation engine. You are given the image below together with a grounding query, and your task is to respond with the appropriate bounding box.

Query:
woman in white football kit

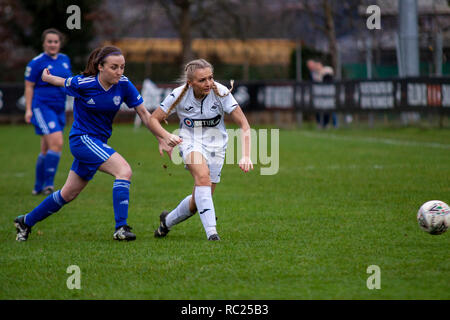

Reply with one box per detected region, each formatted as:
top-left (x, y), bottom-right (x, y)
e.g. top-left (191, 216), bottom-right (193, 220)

top-left (150, 59), bottom-right (253, 241)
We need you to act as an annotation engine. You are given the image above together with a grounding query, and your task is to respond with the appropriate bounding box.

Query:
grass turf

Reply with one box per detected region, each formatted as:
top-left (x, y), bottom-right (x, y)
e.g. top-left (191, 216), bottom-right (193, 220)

top-left (0, 124), bottom-right (449, 299)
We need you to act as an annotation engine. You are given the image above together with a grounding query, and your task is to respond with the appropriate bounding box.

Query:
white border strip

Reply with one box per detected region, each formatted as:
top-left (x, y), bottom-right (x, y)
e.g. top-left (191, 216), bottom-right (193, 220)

top-left (80, 135), bottom-right (110, 161)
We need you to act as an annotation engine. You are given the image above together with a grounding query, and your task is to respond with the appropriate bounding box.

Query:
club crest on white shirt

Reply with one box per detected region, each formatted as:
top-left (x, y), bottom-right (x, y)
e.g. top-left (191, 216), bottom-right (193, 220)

top-left (184, 118), bottom-right (194, 127)
top-left (113, 96), bottom-right (121, 106)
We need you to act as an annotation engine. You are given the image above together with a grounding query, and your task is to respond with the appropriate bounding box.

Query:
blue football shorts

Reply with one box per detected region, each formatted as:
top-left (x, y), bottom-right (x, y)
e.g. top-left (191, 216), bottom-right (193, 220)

top-left (69, 134), bottom-right (116, 181)
top-left (31, 101), bottom-right (66, 136)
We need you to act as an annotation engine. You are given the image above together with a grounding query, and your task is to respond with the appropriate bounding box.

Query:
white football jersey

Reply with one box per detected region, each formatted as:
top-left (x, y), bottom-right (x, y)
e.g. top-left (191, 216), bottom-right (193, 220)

top-left (159, 82), bottom-right (238, 151)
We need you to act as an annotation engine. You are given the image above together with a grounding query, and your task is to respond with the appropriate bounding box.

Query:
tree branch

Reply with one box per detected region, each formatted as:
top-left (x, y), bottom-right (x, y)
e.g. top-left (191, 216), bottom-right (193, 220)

top-left (158, 0), bottom-right (180, 30)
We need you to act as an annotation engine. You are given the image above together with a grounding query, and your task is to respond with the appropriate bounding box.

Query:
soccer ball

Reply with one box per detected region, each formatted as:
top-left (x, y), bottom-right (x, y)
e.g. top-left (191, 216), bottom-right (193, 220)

top-left (417, 200), bottom-right (450, 235)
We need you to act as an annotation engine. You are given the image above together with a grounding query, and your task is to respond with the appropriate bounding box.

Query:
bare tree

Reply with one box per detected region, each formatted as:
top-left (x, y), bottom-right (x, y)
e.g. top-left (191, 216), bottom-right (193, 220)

top-left (301, 0), bottom-right (362, 71)
top-left (158, 0), bottom-right (214, 64)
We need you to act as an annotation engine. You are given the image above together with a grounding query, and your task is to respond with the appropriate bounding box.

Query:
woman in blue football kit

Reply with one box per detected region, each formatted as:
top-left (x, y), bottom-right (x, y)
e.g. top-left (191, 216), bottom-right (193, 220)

top-left (25, 28), bottom-right (72, 195)
top-left (14, 46), bottom-right (182, 242)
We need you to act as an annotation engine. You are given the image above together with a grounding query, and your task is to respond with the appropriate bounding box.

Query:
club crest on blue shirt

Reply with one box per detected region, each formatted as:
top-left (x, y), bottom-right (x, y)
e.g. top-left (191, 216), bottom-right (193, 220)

top-left (63, 62), bottom-right (69, 69)
top-left (113, 96), bottom-right (121, 106)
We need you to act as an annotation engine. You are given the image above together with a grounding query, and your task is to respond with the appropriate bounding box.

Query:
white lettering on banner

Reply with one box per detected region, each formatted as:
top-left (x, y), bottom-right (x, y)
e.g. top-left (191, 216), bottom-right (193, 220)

top-left (233, 86), bottom-right (250, 106)
top-left (313, 84), bottom-right (335, 95)
top-left (339, 84), bottom-right (346, 105)
top-left (396, 83), bottom-right (402, 104)
top-left (360, 81), bottom-right (393, 94)
top-left (295, 86), bottom-right (302, 105)
top-left (312, 84), bottom-right (336, 110)
top-left (304, 87), bottom-right (311, 105)
top-left (260, 86), bottom-right (294, 109)
top-left (361, 96), bottom-right (394, 109)
top-left (359, 81), bottom-right (394, 109)
top-left (442, 85), bottom-right (450, 107)
top-left (353, 88), bottom-right (360, 104)
top-left (407, 83), bottom-right (427, 106)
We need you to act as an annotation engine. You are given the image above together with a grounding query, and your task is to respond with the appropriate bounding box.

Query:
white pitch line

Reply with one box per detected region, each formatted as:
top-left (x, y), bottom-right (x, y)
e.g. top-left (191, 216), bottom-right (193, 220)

top-left (299, 131), bottom-right (450, 150)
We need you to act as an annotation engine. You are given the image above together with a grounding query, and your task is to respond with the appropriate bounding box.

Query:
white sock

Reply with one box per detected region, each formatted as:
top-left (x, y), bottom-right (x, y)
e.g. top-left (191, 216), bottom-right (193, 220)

top-left (165, 195), bottom-right (195, 229)
top-left (194, 186), bottom-right (217, 238)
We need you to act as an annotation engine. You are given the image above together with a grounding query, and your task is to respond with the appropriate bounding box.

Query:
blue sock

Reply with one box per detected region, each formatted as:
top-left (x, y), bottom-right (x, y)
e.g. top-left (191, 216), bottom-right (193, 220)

top-left (113, 179), bottom-right (131, 229)
top-left (44, 150), bottom-right (61, 188)
top-left (24, 190), bottom-right (68, 227)
top-left (34, 153), bottom-right (46, 192)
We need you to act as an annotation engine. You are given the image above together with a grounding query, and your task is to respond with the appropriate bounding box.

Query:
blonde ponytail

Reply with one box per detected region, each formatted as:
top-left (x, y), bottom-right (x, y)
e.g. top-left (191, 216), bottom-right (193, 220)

top-left (163, 83), bottom-right (189, 123)
top-left (212, 80), bottom-right (234, 98)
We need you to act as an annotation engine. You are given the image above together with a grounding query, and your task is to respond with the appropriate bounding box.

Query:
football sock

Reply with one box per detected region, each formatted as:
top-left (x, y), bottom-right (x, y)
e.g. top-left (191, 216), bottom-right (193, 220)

top-left (24, 190), bottom-right (68, 227)
top-left (43, 150), bottom-right (61, 188)
top-left (113, 179), bottom-right (130, 229)
top-left (194, 186), bottom-right (217, 238)
top-left (166, 195), bottom-right (196, 229)
top-left (34, 153), bottom-right (46, 192)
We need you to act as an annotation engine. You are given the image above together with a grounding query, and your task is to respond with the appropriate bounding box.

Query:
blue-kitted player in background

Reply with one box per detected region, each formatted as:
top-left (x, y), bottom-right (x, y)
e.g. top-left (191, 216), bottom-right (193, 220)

top-left (15, 45), bottom-right (182, 242)
top-left (24, 28), bottom-right (72, 196)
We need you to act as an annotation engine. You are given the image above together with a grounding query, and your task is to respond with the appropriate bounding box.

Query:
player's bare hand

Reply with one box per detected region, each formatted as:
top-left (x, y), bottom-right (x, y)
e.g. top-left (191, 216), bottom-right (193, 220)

top-left (41, 68), bottom-right (51, 82)
top-left (157, 136), bottom-right (173, 159)
top-left (24, 110), bottom-right (32, 123)
top-left (165, 133), bottom-right (182, 147)
top-left (239, 156), bottom-right (254, 173)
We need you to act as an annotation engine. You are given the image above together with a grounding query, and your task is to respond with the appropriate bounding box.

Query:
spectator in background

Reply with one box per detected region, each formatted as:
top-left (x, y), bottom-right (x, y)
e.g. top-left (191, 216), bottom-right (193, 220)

top-left (24, 28), bottom-right (72, 196)
top-left (306, 59), bottom-right (337, 129)
top-left (320, 65), bottom-right (338, 128)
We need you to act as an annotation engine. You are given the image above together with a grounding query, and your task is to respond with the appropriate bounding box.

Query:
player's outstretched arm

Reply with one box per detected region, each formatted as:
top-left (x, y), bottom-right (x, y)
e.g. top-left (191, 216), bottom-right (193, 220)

top-left (230, 106), bottom-right (254, 173)
top-left (41, 68), bottom-right (65, 87)
top-left (135, 105), bottom-right (182, 158)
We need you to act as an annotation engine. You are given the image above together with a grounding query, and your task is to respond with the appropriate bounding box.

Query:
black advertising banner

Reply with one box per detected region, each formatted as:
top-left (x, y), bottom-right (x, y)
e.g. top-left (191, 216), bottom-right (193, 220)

top-left (1, 77), bottom-right (450, 116)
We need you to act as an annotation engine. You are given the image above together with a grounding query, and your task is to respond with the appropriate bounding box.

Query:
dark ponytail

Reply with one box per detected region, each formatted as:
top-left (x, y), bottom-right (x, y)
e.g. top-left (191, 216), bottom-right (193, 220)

top-left (82, 46), bottom-right (123, 76)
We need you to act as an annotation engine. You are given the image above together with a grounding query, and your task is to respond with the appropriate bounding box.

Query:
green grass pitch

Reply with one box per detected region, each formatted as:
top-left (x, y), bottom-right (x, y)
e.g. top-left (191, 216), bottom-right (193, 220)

top-left (0, 123), bottom-right (449, 299)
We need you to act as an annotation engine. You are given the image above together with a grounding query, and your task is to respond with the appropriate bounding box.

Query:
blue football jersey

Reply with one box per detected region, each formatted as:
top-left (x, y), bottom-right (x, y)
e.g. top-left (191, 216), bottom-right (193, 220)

top-left (25, 53), bottom-right (72, 107)
top-left (64, 74), bottom-right (144, 141)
